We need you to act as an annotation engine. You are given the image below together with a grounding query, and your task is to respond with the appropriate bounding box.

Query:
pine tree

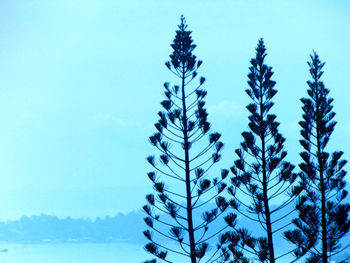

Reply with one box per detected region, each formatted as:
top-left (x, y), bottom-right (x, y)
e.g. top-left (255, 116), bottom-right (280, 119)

top-left (227, 39), bottom-right (298, 262)
top-left (284, 52), bottom-right (350, 263)
top-left (143, 16), bottom-right (234, 263)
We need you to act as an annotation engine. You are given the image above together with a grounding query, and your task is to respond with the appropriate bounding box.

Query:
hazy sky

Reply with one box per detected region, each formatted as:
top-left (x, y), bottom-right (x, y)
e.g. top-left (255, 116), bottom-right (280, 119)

top-left (0, 0), bottom-right (349, 220)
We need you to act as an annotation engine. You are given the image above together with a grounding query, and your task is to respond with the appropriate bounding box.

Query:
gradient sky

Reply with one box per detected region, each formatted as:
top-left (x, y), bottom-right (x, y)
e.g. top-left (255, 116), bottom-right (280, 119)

top-left (0, 0), bottom-right (349, 220)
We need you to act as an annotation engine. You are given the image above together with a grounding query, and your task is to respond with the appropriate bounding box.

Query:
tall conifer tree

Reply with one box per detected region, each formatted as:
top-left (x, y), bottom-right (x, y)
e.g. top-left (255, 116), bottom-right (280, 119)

top-left (284, 52), bottom-right (350, 263)
top-left (227, 39), bottom-right (298, 263)
top-left (143, 16), bottom-right (233, 263)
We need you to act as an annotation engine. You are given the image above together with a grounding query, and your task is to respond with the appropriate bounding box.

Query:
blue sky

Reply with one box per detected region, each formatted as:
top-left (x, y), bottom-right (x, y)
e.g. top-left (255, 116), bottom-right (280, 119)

top-left (0, 0), bottom-right (349, 220)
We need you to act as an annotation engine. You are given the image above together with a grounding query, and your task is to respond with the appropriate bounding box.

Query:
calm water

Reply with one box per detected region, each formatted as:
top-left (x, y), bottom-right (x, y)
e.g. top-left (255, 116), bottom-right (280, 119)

top-left (0, 243), bottom-right (297, 263)
top-left (0, 243), bottom-right (152, 263)
top-left (0, 243), bottom-right (219, 263)
top-left (0, 243), bottom-right (289, 263)
top-left (0, 243), bottom-right (347, 262)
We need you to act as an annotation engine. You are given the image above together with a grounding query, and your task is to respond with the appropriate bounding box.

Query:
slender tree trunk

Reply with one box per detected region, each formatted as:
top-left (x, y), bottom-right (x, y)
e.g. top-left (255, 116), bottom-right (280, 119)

top-left (317, 145), bottom-right (327, 263)
top-left (262, 137), bottom-right (275, 263)
top-left (260, 82), bottom-right (275, 263)
top-left (315, 81), bottom-right (327, 263)
top-left (181, 70), bottom-right (196, 263)
top-left (320, 171), bottom-right (327, 263)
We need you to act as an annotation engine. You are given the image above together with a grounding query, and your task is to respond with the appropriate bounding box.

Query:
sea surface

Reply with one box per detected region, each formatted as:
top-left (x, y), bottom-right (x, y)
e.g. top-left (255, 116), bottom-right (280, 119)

top-left (0, 242), bottom-right (291, 263)
top-left (0, 243), bottom-right (347, 262)
top-left (0, 243), bottom-right (155, 263)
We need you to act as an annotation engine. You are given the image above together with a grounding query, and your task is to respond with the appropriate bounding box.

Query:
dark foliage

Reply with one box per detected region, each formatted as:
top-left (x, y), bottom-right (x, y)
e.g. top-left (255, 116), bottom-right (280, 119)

top-left (284, 52), bottom-right (350, 263)
top-left (143, 16), bottom-right (233, 263)
top-left (227, 39), bottom-right (298, 262)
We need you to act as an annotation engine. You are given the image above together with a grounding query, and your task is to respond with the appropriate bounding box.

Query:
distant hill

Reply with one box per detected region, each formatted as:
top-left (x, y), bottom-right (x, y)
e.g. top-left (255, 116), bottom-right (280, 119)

top-left (0, 209), bottom-right (348, 261)
top-left (0, 212), bottom-right (145, 243)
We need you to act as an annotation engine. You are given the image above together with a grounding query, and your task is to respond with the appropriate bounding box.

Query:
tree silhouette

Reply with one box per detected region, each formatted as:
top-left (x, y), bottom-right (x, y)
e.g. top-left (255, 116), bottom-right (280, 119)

top-left (227, 39), bottom-right (299, 262)
top-left (143, 16), bottom-right (234, 263)
top-left (284, 52), bottom-right (350, 263)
